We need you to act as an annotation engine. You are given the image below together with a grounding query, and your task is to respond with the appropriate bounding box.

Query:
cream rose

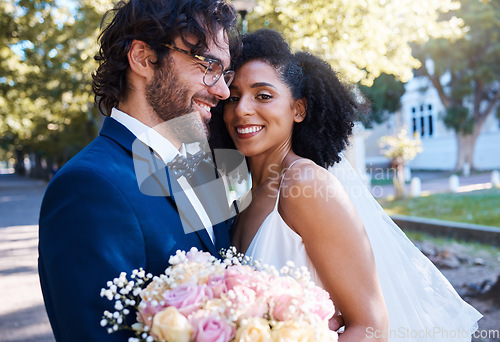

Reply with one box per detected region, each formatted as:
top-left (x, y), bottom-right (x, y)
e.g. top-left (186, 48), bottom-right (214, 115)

top-left (271, 321), bottom-right (338, 342)
top-left (234, 317), bottom-right (272, 342)
top-left (151, 306), bottom-right (193, 342)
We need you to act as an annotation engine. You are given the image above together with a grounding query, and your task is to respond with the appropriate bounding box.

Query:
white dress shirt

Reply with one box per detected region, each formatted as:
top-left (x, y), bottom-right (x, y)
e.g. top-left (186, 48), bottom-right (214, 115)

top-left (110, 108), bottom-right (215, 243)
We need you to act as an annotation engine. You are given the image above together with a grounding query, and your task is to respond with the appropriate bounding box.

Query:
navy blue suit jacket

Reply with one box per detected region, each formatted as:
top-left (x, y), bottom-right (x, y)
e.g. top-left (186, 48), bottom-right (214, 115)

top-left (38, 117), bottom-right (232, 341)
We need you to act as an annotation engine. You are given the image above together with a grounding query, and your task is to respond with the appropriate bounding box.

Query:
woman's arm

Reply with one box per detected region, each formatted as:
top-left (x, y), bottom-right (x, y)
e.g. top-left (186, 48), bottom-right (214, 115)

top-left (280, 163), bottom-right (389, 342)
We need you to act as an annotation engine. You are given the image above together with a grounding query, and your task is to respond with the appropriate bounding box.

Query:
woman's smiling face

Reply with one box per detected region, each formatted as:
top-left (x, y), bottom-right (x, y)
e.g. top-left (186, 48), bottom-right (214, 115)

top-left (222, 60), bottom-right (305, 158)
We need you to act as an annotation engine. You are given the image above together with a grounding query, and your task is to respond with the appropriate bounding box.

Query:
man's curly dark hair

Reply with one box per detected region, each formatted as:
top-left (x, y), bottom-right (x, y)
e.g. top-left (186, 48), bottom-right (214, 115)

top-left (92, 0), bottom-right (238, 116)
top-left (209, 29), bottom-right (359, 168)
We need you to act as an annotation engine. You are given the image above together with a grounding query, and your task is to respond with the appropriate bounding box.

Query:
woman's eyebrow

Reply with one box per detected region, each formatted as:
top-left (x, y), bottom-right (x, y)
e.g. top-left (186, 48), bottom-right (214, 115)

top-left (251, 82), bottom-right (276, 89)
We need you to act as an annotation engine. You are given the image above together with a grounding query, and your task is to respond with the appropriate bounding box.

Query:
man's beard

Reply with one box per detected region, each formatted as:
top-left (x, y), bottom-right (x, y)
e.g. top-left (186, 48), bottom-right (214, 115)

top-left (145, 60), bottom-right (209, 143)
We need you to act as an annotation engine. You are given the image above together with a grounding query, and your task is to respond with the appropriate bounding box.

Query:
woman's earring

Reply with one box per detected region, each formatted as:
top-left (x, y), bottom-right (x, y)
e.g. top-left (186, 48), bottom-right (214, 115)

top-left (295, 112), bottom-right (306, 122)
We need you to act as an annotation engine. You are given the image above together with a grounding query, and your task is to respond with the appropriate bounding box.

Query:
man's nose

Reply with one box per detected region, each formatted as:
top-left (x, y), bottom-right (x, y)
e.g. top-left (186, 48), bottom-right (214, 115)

top-left (208, 77), bottom-right (231, 100)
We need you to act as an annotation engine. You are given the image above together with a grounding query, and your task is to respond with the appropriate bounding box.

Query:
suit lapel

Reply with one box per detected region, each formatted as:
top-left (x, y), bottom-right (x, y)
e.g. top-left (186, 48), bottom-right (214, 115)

top-left (99, 116), bottom-right (218, 255)
top-left (214, 221), bottom-right (231, 252)
top-left (187, 161), bottom-right (233, 254)
top-left (167, 169), bottom-right (218, 256)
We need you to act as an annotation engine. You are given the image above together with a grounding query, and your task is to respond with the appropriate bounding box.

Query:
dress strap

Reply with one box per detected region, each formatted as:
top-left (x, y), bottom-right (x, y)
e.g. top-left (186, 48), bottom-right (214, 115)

top-left (273, 159), bottom-right (308, 210)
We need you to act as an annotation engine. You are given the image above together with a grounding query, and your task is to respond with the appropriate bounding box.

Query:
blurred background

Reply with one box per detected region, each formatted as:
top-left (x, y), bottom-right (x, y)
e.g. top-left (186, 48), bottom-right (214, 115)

top-left (0, 0), bottom-right (499, 341)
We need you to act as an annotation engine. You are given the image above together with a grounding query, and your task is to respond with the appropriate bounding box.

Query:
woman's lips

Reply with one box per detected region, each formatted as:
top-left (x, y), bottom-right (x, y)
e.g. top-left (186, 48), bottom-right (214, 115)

top-left (235, 125), bottom-right (264, 139)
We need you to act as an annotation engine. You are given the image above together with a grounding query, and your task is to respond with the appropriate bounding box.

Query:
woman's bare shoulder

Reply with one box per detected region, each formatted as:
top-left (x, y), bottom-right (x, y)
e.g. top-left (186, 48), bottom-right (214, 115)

top-left (279, 159), bottom-right (360, 236)
top-left (280, 159), bottom-right (344, 201)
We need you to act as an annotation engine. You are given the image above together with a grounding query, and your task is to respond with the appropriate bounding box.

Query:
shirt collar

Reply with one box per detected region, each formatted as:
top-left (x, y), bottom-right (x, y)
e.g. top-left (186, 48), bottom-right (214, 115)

top-left (110, 108), bottom-right (181, 163)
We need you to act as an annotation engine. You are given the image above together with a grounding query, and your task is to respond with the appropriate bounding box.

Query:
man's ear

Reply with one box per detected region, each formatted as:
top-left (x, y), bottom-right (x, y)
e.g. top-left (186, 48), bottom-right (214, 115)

top-left (127, 40), bottom-right (156, 79)
top-left (293, 98), bottom-right (307, 123)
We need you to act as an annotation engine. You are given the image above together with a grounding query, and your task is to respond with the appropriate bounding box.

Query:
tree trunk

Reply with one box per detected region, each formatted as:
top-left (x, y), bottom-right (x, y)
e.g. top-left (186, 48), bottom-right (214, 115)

top-left (393, 163), bottom-right (406, 199)
top-left (14, 147), bottom-right (26, 175)
top-left (454, 126), bottom-right (482, 172)
top-left (31, 152), bottom-right (44, 179)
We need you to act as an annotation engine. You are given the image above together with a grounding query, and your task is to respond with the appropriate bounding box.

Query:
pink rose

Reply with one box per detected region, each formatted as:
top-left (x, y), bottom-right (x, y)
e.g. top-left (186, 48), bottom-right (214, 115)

top-left (307, 287), bottom-right (335, 321)
top-left (137, 300), bottom-right (167, 328)
top-left (190, 312), bottom-right (235, 342)
top-left (163, 283), bottom-right (213, 316)
top-left (269, 276), bottom-right (301, 293)
top-left (245, 270), bottom-right (271, 297)
top-left (269, 293), bottom-right (295, 321)
top-left (229, 285), bottom-right (268, 319)
top-left (242, 300), bottom-right (268, 319)
top-left (207, 274), bottom-right (228, 298)
top-left (224, 265), bottom-right (253, 290)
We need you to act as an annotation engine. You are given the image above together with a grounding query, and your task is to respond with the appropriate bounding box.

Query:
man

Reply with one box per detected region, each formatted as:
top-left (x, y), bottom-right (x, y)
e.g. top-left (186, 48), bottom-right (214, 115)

top-left (38, 0), bottom-right (239, 340)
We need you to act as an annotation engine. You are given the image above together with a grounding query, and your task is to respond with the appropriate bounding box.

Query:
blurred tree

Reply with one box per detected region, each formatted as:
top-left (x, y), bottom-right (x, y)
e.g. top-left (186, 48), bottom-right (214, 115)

top-left (413, 0), bottom-right (500, 171)
top-left (0, 0), bottom-right (112, 177)
top-left (358, 73), bottom-right (406, 128)
top-left (247, 0), bottom-right (465, 86)
top-left (379, 128), bottom-right (422, 199)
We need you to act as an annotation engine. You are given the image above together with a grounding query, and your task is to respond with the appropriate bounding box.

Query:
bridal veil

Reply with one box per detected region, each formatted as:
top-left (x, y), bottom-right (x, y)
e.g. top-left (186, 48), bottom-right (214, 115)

top-left (329, 156), bottom-right (482, 342)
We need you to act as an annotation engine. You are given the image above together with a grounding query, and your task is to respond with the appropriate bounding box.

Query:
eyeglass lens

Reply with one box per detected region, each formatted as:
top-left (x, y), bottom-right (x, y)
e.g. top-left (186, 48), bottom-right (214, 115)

top-left (204, 61), bottom-right (234, 87)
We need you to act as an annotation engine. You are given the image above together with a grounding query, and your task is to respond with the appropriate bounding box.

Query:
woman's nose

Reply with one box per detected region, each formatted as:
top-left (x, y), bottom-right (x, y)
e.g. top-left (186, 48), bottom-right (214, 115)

top-left (234, 97), bottom-right (253, 117)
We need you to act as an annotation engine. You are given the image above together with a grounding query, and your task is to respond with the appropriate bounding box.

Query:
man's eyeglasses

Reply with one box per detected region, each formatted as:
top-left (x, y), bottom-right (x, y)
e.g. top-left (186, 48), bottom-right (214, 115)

top-left (163, 44), bottom-right (235, 87)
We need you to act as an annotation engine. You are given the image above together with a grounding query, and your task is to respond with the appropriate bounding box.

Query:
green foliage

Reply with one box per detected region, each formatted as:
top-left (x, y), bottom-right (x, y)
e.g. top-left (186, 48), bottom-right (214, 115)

top-left (358, 73), bottom-right (406, 127)
top-left (246, 0), bottom-right (465, 86)
top-left (415, 0), bottom-right (500, 134)
top-left (444, 105), bottom-right (473, 134)
top-left (0, 0), bottom-right (108, 172)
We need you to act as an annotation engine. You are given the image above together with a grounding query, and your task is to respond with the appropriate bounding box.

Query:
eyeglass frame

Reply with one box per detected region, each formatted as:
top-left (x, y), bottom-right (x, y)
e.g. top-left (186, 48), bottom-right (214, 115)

top-left (162, 44), bottom-right (235, 87)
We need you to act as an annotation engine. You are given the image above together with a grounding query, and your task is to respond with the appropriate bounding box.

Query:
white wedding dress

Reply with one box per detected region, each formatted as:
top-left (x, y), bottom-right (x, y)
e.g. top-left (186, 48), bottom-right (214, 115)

top-left (244, 158), bottom-right (482, 342)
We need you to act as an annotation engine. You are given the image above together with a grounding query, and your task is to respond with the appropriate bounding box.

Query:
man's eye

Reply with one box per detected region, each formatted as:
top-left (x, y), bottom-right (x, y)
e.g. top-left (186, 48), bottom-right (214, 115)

top-left (199, 63), bottom-right (210, 71)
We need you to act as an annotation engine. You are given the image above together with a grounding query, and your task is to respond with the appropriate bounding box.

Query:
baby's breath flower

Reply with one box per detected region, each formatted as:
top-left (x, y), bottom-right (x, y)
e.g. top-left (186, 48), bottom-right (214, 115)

top-left (115, 301), bottom-right (123, 311)
top-left (280, 266), bottom-right (290, 274)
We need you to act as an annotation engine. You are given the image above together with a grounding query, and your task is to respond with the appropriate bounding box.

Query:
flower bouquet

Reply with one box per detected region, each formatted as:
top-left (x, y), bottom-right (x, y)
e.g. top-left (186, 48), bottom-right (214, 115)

top-left (100, 247), bottom-right (338, 342)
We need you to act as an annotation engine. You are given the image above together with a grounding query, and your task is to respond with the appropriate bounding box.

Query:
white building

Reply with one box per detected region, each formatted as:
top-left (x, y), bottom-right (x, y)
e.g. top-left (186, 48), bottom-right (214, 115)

top-left (364, 75), bottom-right (500, 171)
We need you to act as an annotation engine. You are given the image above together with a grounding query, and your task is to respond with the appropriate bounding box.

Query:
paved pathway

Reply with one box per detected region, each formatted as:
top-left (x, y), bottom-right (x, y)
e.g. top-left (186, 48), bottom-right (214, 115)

top-left (0, 173), bottom-right (54, 342)
top-left (370, 171), bottom-right (494, 198)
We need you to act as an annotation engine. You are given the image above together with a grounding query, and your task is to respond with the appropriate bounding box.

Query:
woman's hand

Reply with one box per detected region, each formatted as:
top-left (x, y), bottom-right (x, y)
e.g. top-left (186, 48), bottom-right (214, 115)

top-left (329, 313), bottom-right (344, 331)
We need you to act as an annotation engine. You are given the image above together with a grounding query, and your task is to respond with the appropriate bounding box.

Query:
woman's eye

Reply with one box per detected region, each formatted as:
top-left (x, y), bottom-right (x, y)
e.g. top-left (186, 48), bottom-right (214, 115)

top-left (256, 93), bottom-right (272, 100)
top-left (226, 96), bottom-right (240, 103)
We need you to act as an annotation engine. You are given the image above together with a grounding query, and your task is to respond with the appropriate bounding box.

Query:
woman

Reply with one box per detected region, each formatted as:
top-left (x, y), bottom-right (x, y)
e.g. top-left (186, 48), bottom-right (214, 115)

top-left (211, 28), bottom-right (388, 341)
top-left (210, 29), bottom-right (481, 341)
